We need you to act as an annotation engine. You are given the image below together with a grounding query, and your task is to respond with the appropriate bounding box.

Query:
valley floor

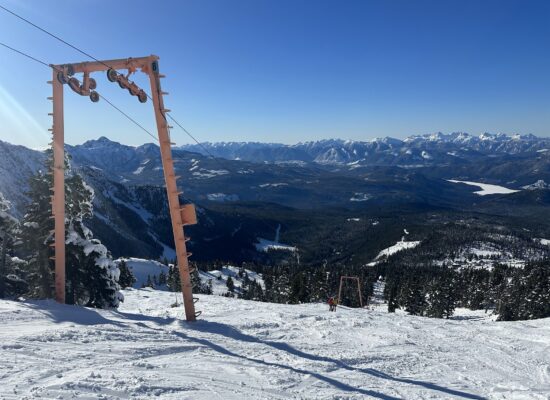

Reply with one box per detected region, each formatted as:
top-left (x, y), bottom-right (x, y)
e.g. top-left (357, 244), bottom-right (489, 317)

top-left (0, 289), bottom-right (549, 399)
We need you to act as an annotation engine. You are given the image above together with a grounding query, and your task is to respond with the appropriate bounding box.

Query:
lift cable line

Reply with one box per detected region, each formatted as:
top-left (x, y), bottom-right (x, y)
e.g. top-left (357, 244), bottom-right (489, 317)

top-left (0, 42), bottom-right (200, 320)
top-left (0, 4), bottom-right (113, 70)
top-left (0, 41), bottom-right (51, 68)
top-left (0, 41), bottom-right (159, 144)
top-left (0, 42), bottom-right (202, 207)
top-left (0, 4), bottom-right (223, 165)
top-left (2, 4), bottom-right (285, 250)
top-left (0, 5), bottom-right (282, 235)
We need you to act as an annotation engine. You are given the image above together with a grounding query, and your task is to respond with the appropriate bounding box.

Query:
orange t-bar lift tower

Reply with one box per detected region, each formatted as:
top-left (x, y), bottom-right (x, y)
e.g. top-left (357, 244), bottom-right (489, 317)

top-left (50, 55), bottom-right (199, 321)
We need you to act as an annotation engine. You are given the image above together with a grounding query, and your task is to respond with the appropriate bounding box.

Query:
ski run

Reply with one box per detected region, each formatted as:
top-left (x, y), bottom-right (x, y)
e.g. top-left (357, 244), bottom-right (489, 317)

top-left (1, 289), bottom-right (549, 400)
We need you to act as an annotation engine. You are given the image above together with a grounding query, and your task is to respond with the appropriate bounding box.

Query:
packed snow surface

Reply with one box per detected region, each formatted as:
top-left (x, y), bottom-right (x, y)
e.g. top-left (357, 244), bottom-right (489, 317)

top-left (447, 180), bottom-right (520, 196)
top-left (1, 290), bottom-right (549, 399)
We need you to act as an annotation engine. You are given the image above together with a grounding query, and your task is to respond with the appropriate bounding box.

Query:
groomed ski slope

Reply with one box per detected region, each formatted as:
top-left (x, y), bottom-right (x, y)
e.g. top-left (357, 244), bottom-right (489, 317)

top-left (0, 289), bottom-right (549, 399)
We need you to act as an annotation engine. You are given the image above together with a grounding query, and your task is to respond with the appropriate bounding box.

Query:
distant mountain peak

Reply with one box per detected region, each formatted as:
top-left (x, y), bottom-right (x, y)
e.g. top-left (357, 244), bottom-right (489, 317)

top-left (81, 136), bottom-right (126, 149)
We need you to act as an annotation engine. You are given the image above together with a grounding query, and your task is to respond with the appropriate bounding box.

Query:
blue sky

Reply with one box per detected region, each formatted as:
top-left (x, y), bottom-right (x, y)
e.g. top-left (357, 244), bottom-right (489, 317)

top-left (0, 0), bottom-right (549, 148)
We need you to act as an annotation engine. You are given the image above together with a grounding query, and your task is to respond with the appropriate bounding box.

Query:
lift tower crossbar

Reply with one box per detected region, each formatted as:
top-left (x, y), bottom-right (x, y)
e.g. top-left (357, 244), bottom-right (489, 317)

top-left (50, 55), bottom-right (198, 321)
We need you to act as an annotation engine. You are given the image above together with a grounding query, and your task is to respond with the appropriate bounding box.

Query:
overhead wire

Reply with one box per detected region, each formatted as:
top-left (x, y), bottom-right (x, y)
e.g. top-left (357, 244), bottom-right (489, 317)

top-left (0, 40), bottom-right (159, 143)
top-left (0, 3), bottom-right (224, 166)
top-left (0, 6), bottom-right (281, 235)
top-left (0, 41), bottom-right (51, 68)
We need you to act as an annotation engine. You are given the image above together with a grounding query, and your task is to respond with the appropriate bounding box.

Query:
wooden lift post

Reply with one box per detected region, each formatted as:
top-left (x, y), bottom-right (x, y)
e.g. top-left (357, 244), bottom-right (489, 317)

top-left (50, 55), bottom-right (199, 321)
top-left (337, 276), bottom-right (364, 308)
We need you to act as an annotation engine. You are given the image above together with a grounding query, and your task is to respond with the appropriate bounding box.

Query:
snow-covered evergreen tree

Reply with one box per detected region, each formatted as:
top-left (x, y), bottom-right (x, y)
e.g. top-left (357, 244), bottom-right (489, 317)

top-left (64, 167), bottom-right (122, 308)
top-left (20, 149), bottom-right (122, 308)
top-left (117, 259), bottom-right (136, 289)
top-left (19, 150), bottom-right (55, 298)
top-left (0, 193), bottom-right (22, 298)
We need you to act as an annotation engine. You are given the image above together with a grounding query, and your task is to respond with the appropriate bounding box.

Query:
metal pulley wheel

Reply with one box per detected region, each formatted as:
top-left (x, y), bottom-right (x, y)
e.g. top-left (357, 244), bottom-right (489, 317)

top-left (89, 91), bottom-right (100, 103)
top-left (106, 68), bottom-right (118, 82)
top-left (68, 77), bottom-right (81, 94)
top-left (137, 90), bottom-right (147, 103)
top-left (57, 71), bottom-right (68, 84)
top-left (88, 78), bottom-right (97, 90)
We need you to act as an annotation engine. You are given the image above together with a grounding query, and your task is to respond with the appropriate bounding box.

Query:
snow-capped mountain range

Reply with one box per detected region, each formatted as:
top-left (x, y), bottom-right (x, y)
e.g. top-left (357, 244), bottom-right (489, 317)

top-left (179, 132), bottom-right (550, 165)
top-left (1, 132), bottom-right (549, 263)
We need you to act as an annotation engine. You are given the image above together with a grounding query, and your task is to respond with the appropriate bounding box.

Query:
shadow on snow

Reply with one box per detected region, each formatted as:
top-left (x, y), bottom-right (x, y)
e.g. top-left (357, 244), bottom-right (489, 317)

top-left (16, 300), bottom-right (486, 400)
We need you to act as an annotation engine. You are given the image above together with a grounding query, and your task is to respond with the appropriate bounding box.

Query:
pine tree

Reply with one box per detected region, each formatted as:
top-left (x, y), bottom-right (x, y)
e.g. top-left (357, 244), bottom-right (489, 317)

top-left (289, 272), bottom-right (310, 304)
top-left (425, 270), bottom-right (457, 319)
top-left (20, 150), bottom-right (122, 308)
top-left (19, 150), bottom-right (55, 298)
top-left (167, 265), bottom-right (181, 292)
top-left (0, 193), bottom-right (21, 298)
top-left (226, 276), bottom-right (235, 292)
top-left (63, 167), bottom-right (122, 308)
top-left (158, 270), bottom-right (167, 286)
top-left (403, 272), bottom-right (427, 316)
top-left (521, 261), bottom-right (550, 319)
top-left (117, 259), bottom-right (136, 289)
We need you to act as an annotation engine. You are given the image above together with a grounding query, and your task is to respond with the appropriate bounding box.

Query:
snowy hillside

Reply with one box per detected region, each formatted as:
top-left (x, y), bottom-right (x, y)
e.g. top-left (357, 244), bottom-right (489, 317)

top-left (1, 290), bottom-right (549, 399)
top-left (200, 265), bottom-right (264, 296)
top-left (117, 258), bottom-right (263, 296)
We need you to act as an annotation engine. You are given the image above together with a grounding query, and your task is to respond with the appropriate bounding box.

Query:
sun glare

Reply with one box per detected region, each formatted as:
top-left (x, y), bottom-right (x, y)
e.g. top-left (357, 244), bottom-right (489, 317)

top-left (0, 84), bottom-right (48, 147)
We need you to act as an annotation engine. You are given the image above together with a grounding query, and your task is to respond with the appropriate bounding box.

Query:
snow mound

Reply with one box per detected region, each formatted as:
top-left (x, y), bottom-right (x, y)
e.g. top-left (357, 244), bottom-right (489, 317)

top-left (447, 179), bottom-right (520, 195)
top-left (1, 290), bottom-right (549, 399)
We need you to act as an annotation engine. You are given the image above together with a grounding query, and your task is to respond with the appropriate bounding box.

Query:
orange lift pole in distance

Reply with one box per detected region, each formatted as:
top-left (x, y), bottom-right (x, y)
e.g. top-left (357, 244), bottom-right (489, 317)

top-left (50, 55), bottom-right (198, 321)
top-left (337, 276), bottom-right (364, 308)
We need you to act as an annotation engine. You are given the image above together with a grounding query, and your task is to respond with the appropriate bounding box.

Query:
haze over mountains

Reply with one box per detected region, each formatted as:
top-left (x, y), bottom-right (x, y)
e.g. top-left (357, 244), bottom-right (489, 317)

top-left (1, 132), bottom-right (549, 265)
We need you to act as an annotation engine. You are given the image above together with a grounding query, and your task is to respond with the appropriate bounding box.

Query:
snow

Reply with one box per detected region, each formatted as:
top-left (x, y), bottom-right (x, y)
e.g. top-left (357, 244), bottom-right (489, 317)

top-left (107, 191), bottom-right (153, 222)
top-left (192, 169), bottom-right (229, 179)
top-left (350, 192), bottom-right (371, 202)
top-left (447, 180), bottom-right (520, 196)
top-left (115, 258), bottom-right (262, 297)
top-left (255, 238), bottom-right (297, 253)
top-left (522, 180), bottom-right (550, 190)
top-left (199, 266), bottom-right (264, 296)
top-left (206, 193), bottom-right (239, 202)
top-left (536, 238), bottom-right (550, 246)
top-left (259, 183), bottom-right (288, 188)
top-left (1, 290), bottom-right (549, 399)
top-left (115, 258), bottom-right (170, 289)
top-left (375, 239), bottom-right (421, 260)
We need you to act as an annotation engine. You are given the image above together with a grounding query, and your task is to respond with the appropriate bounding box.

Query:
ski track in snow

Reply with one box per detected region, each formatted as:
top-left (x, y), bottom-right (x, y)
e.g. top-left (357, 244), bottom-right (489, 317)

top-left (0, 290), bottom-right (549, 399)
